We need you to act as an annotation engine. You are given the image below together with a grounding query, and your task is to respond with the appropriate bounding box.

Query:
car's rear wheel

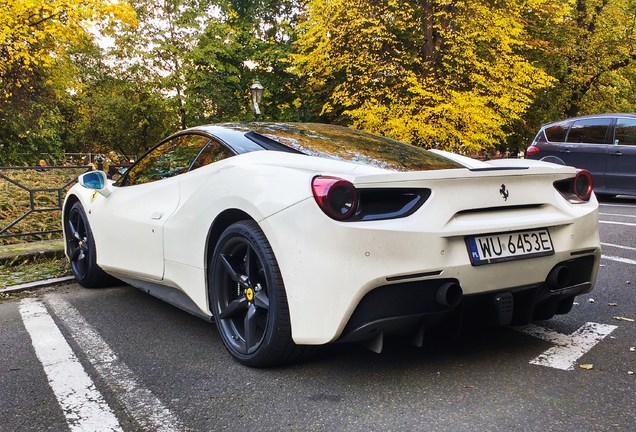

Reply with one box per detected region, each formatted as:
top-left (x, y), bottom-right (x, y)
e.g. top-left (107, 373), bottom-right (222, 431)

top-left (209, 220), bottom-right (302, 367)
top-left (65, 202), bottom-right (116, 288)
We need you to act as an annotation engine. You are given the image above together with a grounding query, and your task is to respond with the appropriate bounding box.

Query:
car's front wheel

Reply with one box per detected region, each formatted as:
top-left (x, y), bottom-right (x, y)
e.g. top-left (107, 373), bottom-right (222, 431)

top-left (65, 202), bottom-right (116, 288)
top-left (209, 220), bottom-right (302, 367)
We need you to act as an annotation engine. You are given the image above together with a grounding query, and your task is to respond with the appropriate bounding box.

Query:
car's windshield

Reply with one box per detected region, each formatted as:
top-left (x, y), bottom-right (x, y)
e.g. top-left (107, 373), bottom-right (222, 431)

top-left (242, 123), bottom-right (464, 172)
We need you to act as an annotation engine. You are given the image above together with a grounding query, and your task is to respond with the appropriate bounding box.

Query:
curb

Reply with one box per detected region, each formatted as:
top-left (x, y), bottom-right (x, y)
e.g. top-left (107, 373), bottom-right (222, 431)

top-left (0, 239), bottom-right (65, 266)
top-left (0, 276), bottom-right (75, 294)
top-left (0, 249), bottom-right (66, 266)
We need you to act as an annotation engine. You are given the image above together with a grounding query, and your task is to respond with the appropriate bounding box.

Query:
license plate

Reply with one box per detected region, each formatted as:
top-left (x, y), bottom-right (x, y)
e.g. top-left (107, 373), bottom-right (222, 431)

top-left (466, 229), bottom-right (554, 266)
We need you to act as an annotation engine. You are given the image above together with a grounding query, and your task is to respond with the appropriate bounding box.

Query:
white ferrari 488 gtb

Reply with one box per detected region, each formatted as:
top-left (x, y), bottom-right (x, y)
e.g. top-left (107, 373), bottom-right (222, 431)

top-left (63, 123), bottom-right (600, 367)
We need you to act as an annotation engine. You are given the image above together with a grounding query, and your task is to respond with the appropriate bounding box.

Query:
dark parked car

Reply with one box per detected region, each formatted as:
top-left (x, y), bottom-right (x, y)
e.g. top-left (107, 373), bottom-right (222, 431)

top-left (527, 113), bottom-right (636, 197)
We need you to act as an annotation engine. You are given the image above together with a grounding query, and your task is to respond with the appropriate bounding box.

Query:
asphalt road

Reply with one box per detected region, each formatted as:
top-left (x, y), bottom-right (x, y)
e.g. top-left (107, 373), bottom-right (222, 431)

top-left (1, 196), bottom-right (634, 432)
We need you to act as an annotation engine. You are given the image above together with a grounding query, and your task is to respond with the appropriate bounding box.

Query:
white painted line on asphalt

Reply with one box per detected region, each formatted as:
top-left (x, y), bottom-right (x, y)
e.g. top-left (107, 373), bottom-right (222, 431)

top-left (19, 298), bottom-right (122, 432)
top-left (518, 322), bottom-right (617, 371)
top-left (599, 203), bottom-right (636, 209)
top-left (599, 212), bottom-right (636, 218)
top-left (601, 255), bottom-right (636, 265)
top-left (45, 294), bottom-right (184, 432)
top-left (599, 220), bottom-right (636, 227)
top-left (601, 242), bottom-right (636, 252)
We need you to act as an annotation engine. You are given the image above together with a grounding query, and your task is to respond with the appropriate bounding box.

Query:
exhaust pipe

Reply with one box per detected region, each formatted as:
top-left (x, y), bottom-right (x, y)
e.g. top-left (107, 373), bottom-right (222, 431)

top-left (547, 265), bottom-right (571, 289)
top-left (436, 282), bottom-right (463, 308)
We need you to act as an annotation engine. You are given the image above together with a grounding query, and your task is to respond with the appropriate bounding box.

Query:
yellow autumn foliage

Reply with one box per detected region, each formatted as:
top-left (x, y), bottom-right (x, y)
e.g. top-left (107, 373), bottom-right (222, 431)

top-left (293, 0), bottom-right (560, 151)
top-left (0, 0), bottom-right (137, 94)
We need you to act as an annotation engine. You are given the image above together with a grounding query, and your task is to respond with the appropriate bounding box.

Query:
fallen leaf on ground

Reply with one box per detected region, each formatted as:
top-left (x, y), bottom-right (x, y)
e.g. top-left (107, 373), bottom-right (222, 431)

top-left (579, 364), bottom-right (594, 370)
top-left (588, 298), bottom-right (595, 303)
top-left (607, 303), bottom-right (618, 307)
top-left (614, 316), bottom-right (635, 322)
top-left (630, 347), bottom-right (635, 352)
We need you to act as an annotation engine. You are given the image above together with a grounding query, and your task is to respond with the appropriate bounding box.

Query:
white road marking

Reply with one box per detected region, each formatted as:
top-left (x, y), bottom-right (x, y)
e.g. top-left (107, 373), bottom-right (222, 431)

top-left (45, 294), bottom-right (184, 432)
top-left (599, 203), bottom-right (636, 209)
top-left (599, 212), bottom-right (636, 218)
top-left (601, 242), bottom-right (636, 252)
top-left (19, 298), bottom-right (122, 432)
top-left (599, 220), bottom-right (636, 227)
top-left (517, 322), bottom-right (617, 371)
top-left (601, 255), bottom-right (636, 265)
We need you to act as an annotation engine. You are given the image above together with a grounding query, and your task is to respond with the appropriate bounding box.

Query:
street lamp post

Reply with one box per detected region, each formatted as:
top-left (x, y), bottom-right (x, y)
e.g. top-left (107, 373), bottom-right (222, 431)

top-left (250, 81), bottom-right (264, 121)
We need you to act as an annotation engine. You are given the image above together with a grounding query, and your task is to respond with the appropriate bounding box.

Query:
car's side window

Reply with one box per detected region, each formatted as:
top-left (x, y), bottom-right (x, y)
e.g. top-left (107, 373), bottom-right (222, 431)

top-left (190, 140), bottom-right (235, 171)
top-left (614, 118), bottom-right (636, 146)
top-left (544, 123), bottom-right (570, 142)
top-left (566, 118), bottom-right (611, 144)
top-left (124, 134), bottom-right (211, 186)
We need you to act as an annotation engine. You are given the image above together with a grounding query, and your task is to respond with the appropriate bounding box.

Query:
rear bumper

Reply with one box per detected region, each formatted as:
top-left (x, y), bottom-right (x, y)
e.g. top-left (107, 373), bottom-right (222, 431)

top-left (261, 192), bottom-right (600, 345)
top-left (336, 254), bottom-right (595, 343)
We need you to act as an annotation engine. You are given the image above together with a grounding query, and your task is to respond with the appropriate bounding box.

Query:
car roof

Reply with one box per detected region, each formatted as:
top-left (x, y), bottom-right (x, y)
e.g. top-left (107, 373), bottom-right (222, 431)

top-left (542, 113), bottom-right (636, 127)
top-left (180, 124), bottom-right (264, 154)
top-left (180, 122), bottom-right (464, 172)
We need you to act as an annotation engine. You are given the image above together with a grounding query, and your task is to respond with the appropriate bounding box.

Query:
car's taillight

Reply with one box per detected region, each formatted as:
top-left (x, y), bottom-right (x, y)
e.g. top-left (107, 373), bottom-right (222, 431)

top-left (312, 176), bottom-right (358, 220)
top-left (553, 169), bottom-right (593, 203)
top-left (526, 145), bottom-right (540, 156)
top-left (573, 169), bottom-right (593, 201)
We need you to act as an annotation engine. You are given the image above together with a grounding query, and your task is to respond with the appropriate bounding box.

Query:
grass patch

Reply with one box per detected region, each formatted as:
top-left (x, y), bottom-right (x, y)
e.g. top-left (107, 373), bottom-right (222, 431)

top-left (0, 256), bottom-right (71, 289)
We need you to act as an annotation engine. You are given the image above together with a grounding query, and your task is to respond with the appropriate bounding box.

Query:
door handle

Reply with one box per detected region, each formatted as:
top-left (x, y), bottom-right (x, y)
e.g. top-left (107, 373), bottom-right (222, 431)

top-left (611, 151), bottom-right (623, 156)
top-left (560, 149), bottom-right (571, 153)
top-left (151, 212), bottom-right (163, 220)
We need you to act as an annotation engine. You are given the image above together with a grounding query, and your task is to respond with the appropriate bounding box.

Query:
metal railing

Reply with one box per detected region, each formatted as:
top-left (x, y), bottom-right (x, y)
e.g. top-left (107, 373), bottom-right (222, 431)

top-left (0, 166), bottom-right (92, 240)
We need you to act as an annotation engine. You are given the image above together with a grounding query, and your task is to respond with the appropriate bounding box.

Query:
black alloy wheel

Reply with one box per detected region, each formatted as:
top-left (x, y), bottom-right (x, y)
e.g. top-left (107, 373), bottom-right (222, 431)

top-left (65, 202), bottom-right (114, 288)
top-left (210, 220), bottom-right (300, 367)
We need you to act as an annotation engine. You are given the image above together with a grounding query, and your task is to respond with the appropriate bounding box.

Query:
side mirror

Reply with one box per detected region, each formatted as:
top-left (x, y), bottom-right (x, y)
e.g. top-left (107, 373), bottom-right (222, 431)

top-left (78, 171), bottom-right (112, 197)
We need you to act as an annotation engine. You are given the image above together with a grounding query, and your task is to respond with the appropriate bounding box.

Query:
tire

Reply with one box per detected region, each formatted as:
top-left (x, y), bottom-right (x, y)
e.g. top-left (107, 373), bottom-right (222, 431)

top-left (65, 202), bottom-right (116, 288)
top-left (209, 220), bottom-right (304, 367)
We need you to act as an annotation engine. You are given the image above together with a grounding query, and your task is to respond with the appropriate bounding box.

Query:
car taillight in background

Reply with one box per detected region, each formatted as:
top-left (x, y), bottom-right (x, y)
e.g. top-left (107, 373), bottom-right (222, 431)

top-left (554, 169), bottom-right (593, 203)
top-left (526, 145), bottom-right (540, 156)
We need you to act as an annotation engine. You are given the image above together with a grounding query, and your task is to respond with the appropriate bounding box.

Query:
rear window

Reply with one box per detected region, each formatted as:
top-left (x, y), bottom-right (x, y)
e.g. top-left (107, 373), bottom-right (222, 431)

top-left (566, 118), bottom-right (611, 144)
top-left (246, 123), bottom-right (464, 172)
top-left (544, 123), bottom-right (570, 142)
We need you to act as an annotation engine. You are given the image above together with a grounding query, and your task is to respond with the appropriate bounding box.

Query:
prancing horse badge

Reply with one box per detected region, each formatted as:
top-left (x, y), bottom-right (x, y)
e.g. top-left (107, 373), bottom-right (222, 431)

top-left (499, 184), bottom-right (509, 201)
